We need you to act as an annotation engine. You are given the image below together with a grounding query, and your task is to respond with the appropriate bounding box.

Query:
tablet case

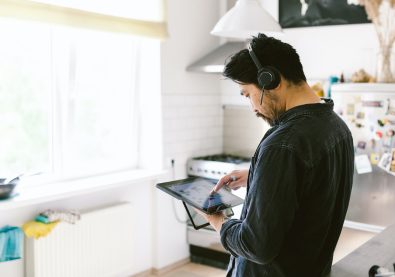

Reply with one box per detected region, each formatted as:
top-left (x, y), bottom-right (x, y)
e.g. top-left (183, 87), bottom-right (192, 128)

top-left (183, 201), bottom-right (234, 230)
top-left (183, 201), bottom-right (210, 230)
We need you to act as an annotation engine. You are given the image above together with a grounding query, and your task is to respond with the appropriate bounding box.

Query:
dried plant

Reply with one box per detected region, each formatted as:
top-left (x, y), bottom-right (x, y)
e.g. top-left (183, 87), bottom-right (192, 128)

top-left (359, 0), bottom-right (395, 82)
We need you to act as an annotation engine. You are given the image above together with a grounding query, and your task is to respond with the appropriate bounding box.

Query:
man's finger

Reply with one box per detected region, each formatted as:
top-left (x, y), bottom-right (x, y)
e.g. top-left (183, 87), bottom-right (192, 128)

top-left (211, 174), bottom-right (234, 194)
top-left (226, 179), bottom-right (243, 190)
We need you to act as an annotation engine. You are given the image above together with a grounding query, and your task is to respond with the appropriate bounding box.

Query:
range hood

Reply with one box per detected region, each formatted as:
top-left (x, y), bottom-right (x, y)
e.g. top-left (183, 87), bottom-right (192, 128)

top-left (186, 41), bottom-right (247, 73)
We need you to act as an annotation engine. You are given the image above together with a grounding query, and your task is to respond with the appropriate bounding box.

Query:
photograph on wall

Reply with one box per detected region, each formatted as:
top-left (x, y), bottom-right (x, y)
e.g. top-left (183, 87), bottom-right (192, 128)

top-left (386, 99), bottom-right (395, 116)
top-left (357, 112), bottom-right (365, 119)
top-left (279, 0), bottom-right (371, 28)
top-left (390, 149), bottom-right (395, 174)
top-left (347, 103), bottom-right (354, 115)
top-left (378, 153), bottom-right (392, 171)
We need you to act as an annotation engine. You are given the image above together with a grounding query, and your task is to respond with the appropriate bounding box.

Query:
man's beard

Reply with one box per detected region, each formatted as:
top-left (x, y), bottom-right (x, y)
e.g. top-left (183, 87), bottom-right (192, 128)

top-left (256, 112), bottom-right (274, 126)
top-left (255, 90), bottom-right (284, 127)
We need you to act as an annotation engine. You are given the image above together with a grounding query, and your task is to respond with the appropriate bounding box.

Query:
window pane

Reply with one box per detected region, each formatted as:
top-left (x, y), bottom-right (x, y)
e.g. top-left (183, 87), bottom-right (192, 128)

top-left (65, 30), bottom-right (137, 172)
top-left (0, 19), bottom-right (52, 176)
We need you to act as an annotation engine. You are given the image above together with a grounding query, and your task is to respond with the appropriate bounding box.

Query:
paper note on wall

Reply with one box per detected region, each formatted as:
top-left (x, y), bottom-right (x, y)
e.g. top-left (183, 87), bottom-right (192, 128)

top-left (355, 155), bottom-right (372, 174)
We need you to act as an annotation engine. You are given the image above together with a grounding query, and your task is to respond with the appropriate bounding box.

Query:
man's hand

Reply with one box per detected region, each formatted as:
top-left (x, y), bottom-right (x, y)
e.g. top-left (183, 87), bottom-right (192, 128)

top-left (210, 169), bottom-right (249, 194)
top-left (193, 207), bottom-right (230, 233)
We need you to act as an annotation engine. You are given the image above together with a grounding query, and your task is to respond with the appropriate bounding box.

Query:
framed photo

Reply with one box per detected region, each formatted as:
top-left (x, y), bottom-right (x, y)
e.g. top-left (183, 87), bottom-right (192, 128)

top-left (390, 149), bottom-right (395, 174)
top-left (347, 104), bottom-right (354, 115)
top-left (279, 0), bottom-right (371, 29)
top-left (386, 99), bottom-right (395, 116)
top-left (378, 153), bottom-right (392, 171)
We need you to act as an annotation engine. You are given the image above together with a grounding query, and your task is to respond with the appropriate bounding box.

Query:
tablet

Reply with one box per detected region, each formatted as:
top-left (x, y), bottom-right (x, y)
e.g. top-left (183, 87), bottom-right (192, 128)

top-left (156, 177), bottom-right (244, 215)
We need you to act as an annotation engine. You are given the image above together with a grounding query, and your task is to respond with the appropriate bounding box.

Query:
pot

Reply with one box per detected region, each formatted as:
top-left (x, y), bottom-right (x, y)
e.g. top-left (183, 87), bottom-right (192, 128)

top-left (0, 179), bottom-right (18, 200)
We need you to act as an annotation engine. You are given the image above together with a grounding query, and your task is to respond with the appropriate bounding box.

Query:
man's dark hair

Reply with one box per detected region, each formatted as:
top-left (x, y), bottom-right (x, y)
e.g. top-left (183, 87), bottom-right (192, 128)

top-left (223, 33), bottom-right (306, 88)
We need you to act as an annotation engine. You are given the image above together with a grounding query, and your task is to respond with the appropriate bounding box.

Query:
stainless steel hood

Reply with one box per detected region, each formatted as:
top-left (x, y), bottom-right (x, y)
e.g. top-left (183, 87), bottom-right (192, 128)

top-left (186, 41), bottom-right (247, 73)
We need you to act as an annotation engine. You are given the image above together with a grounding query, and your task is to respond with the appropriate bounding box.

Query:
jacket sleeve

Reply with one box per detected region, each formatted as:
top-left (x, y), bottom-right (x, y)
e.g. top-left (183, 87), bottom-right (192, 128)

top-left (220, 146), bottom-right (303, 264)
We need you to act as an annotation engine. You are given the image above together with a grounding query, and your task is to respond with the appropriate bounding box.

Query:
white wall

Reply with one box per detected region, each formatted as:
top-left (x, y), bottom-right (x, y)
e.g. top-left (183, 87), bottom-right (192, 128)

top-left (223, 107), bottom-right (269, 157)
top-left (161, 0), bottom-right (222, 179)
top-left (261, 0), bottom-right (379, 80)
top-left (221, 0), bottom-right (380, 101)
top-left (157, 0), bottom-right (222, 269)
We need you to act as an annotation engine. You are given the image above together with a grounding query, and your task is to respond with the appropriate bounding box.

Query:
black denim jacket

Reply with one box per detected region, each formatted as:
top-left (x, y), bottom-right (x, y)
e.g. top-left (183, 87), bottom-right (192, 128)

top-left (220, 99), bottom-right (354, 277)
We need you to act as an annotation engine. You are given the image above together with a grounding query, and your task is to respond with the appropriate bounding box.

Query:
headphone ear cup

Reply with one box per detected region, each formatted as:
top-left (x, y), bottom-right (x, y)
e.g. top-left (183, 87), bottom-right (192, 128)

top-left (257, 68), bottom-right (273, 88)
top-left (263, 66), bottom-right (281, 90)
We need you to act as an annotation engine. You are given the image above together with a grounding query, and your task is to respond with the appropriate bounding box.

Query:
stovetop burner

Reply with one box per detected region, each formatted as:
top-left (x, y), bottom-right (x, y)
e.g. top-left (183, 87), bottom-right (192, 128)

top-left (192, 154), bottom-right (250, 164)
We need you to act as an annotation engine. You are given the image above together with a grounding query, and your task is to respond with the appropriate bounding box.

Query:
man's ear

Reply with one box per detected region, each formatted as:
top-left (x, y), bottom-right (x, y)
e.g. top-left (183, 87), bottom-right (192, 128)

top-left (274, 74), bottom-right (283, 90)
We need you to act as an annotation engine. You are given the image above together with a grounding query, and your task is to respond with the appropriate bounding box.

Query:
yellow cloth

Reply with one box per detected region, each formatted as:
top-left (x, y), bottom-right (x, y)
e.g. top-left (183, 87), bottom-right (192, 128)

top-left (22, 221), bottom-right (59, 239)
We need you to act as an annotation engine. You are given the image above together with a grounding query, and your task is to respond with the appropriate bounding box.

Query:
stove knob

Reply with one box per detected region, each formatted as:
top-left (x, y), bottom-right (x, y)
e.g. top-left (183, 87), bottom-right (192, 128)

top-left (190, 167), bottom-right (193, 171)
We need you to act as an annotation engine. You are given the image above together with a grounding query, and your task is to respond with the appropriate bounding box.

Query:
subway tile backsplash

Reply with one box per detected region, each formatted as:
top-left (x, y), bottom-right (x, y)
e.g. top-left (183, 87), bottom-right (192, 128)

top-left (162, 93), bottom-right (222, 158)
top-left (223, 108), bottom-right (270, 158)
top-left (162, 92), bottom-right (270, 180)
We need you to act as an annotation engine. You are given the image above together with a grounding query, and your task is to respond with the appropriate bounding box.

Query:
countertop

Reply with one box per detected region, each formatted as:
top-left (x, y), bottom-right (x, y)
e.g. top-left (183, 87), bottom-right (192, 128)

top-left (327, 222), bottom-right (395, 276)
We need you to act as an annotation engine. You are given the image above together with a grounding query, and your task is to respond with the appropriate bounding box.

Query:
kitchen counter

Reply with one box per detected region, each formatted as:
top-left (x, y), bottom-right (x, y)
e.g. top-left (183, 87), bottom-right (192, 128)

top-left (327, 222), bottom-right (395, 276)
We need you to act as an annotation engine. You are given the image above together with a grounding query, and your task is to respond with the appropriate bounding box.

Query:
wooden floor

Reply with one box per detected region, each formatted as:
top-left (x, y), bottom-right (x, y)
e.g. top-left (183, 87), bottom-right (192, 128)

top-left (147, 263), bottom-right (226, 277)
top-left (147, 227), bottom-right (377, 277)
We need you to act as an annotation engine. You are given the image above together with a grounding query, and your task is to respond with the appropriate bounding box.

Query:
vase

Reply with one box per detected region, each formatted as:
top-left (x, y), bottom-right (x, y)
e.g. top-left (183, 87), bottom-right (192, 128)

top-left (376, 46), bottom-right (395, 83)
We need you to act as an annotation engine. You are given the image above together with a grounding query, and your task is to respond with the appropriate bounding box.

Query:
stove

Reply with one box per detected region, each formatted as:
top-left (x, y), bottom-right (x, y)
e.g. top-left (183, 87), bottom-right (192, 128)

top-left (187, 154), bottom-right (251, 181)
top-left (186, 154), bottom-right (251, 269)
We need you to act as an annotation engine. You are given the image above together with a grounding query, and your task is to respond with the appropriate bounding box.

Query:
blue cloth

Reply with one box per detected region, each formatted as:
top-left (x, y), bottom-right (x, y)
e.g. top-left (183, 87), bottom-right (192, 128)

top-left (35, 215), bottom-right (49, 224)
top-left (328, 76), bottom-right (339, 98)
top-left (0, 226), bottom-right (23, 262)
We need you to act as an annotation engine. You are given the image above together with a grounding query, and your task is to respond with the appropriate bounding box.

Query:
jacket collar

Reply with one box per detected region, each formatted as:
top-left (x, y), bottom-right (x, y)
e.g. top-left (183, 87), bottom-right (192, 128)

top-left (273, 98), bottom-right (334, 126)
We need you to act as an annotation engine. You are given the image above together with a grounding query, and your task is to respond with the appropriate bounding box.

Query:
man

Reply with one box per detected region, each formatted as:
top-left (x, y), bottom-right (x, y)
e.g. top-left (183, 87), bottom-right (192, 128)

top-left (193, 33), bottom-right (354, 276)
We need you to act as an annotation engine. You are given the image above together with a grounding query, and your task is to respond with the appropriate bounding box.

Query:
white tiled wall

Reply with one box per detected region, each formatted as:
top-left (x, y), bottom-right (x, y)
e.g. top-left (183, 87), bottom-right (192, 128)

top-left (162, 93), bottom-right (223, 178)
top-left (220, 76), bottom-right (269, 157)
top-left (223, 108), bottom-right (269, 157)
top-left (160, 0), bottom-right (224, 181)
top-left (162, 94), bottom-right (222, 156)
top-left (220, 79), bottom-right (251, 107)
top-left (157, 0), bottom-right (223, 269)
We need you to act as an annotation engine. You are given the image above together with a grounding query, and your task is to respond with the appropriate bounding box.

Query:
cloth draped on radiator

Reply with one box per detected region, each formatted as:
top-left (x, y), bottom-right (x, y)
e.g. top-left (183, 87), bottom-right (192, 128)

top-left (40, 209), bottom-right (81, 224)
top-left (35, 215), bottom-right (49, 224)
top-left (0, 226), bottom-right (23, 262)
top-left (22, 221), bottom-right (59, 239)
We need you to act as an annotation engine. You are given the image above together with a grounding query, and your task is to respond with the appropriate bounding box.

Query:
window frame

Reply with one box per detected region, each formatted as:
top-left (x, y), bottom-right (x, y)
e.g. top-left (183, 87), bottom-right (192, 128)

top-left (2, 22), bottom-right (160, 188)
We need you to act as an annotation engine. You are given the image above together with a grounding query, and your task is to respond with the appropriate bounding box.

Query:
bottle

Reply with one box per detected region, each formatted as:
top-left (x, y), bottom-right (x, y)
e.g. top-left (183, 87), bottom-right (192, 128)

top-left (340, 73), bottom-right (345, 83)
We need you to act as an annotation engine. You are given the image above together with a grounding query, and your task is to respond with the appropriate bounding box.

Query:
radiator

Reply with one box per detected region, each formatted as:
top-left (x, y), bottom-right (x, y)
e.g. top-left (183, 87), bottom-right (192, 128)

top-left (26, 203), bottom-right (134, 277)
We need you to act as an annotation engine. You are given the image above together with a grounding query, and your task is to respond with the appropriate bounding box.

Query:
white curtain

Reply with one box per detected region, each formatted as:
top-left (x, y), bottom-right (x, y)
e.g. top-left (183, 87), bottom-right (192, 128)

top-left (0, 0), bottom-right (168, 40)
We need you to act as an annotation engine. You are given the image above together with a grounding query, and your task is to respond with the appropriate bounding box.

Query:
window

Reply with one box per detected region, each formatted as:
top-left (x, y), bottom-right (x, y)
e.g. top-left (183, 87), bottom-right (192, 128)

top-left (0, 18), bottom-right (159, 185)
top-left (0, 20), bottom-right (52, 178)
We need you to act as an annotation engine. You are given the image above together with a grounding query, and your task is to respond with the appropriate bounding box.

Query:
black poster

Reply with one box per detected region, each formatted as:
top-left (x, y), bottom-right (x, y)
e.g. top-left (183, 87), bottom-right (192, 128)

top-left (279, 0), bottom-right (371, 28)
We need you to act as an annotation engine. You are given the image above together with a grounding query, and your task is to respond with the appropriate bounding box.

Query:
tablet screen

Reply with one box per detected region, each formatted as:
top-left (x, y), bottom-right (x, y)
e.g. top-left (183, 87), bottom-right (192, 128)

top-left (156, 177), bottom-right (244, 214)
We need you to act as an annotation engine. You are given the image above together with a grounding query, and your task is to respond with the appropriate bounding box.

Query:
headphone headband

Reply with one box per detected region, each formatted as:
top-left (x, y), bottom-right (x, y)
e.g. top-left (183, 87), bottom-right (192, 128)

top-left (248, 43), bottom-right (263, 69)
top-left (247, 43), bottom-right (282, 105)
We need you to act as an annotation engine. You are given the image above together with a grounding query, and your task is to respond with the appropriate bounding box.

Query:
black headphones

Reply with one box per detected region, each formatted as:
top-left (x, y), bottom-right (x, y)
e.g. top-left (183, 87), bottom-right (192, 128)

top-left (248, 43), bottom-right (281, 105)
